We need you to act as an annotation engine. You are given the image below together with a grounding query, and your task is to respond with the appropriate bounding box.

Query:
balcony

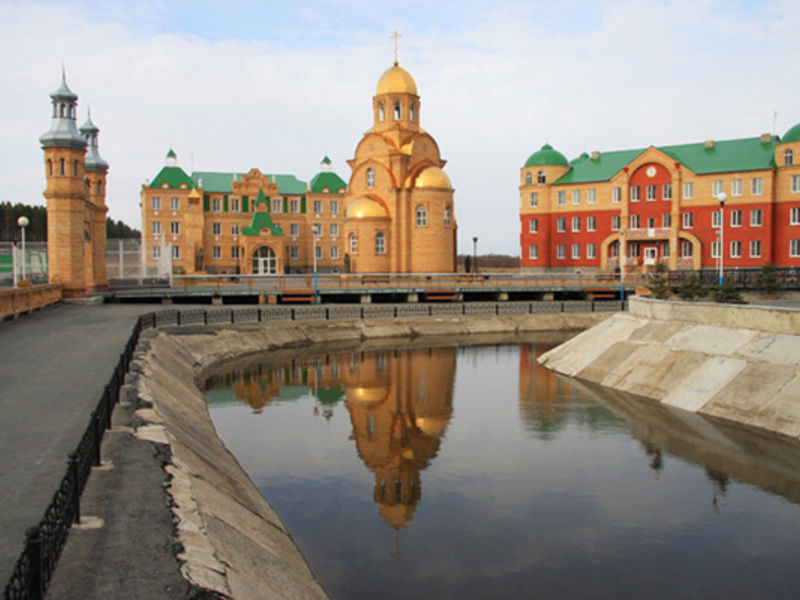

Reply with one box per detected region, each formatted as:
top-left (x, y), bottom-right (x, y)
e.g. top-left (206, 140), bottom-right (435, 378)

top-left (625, 227), bottom-right (670, 240)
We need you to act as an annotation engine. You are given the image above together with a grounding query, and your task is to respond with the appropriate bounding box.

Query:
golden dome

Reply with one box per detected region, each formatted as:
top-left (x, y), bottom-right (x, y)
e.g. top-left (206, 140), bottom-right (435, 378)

top-left (346, 385), bottom-right (389, 404)
top-left (376, 65), bottom-right (418, 96)
top-left (379, 503), bottom-right (417, 529)
top-left (187, 187), bottom-right (201, 199)
top-left (346, 197), bottom-right (389, 219)
top-left (415, 417), bottom-right (449, 438)
top-left (415, 167), bottom-right (451, 189)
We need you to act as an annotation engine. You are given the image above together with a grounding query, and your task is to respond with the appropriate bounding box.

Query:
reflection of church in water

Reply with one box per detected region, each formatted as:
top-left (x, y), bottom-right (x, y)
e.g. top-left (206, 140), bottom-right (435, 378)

top-left (212, 347), bottom-right (456, 530)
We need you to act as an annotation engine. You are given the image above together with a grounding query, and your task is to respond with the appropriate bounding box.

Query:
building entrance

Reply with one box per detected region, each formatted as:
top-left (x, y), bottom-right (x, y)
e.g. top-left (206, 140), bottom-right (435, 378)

top-left (252, 246), bottom-right (277, 275)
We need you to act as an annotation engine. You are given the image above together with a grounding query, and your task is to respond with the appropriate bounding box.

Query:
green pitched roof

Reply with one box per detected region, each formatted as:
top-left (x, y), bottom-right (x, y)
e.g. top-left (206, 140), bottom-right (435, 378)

top-left (321, 155), bottom-right (332, 165)
top-left (269, 174), bottom-right (307, 194)
top-left (242, 211), bottom-right (283, 236)
top-left (524, 143), bottom-right (569, 168)
top-left (166, 148), bottom-right (177, 159)
top-left (150, 166), bottom-right (194, 189)
top-left (191, 171), bottom-right (308, 194)
top-left (253, 188), bottom-right (269, 207)
top-left (553, 135), bottom-right (779, 185)
top-left (309, 171), bottom-right (347, 194)
top-left (781, 123), bottom-right (800, 144)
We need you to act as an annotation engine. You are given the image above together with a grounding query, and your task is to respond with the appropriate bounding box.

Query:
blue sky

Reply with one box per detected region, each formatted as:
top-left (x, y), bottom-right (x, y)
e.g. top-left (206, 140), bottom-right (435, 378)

top-left (1, 0), bottom-right (799, 254)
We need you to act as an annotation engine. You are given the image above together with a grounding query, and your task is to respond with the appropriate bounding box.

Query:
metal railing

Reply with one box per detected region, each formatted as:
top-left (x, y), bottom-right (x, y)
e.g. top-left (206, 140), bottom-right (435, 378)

top-left (3, 298), bottom-right (624, 598)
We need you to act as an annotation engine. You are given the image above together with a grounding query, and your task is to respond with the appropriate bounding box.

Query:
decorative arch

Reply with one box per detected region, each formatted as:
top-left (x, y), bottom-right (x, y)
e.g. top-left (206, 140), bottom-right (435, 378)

top-left (677, 230), bottom-right (703, 270)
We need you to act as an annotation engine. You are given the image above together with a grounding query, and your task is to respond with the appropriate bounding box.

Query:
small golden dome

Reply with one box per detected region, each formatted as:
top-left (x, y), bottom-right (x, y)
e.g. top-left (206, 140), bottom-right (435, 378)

top-left (376, 65), bottom-right (418, 96)
top-left (415, 167), bottom-right (451, 189)
top-left (378, 503), bottom-right (417, 529)
top-left (415, 417), bottom-right (449, 438)
top-left (346, 197), bottom-right (389, 219)
top-left (346, 385), bottom-right (389, 404)
top-left (187, 188), bottom-right (201, 199)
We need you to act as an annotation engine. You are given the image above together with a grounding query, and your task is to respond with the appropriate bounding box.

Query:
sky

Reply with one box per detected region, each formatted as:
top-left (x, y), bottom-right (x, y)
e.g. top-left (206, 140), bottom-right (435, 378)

top-left (1, 0), bottom-right (799, 255)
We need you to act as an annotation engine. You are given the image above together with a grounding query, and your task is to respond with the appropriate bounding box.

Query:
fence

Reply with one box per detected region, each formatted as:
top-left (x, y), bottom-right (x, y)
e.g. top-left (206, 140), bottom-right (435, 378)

top-left (3, 298), bottom-right (623, 599)
top-left (106, 238), bottom-right (172, 287)
top-left (0, 242), bottom-right (48, 288)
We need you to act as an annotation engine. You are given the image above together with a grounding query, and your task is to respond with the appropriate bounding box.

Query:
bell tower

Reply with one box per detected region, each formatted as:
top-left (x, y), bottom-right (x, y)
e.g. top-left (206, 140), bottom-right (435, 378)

top-left (39, 70), bottom-right (90, 296)
top-left (80, 109), bottom-right (110, 289)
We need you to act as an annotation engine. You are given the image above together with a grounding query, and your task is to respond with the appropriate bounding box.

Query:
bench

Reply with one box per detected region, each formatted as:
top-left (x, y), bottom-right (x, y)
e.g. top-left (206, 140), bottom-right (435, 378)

top-left (281, 289), bottom-right (315, 303)
top-left (424, 289), bottom-right (458, 301)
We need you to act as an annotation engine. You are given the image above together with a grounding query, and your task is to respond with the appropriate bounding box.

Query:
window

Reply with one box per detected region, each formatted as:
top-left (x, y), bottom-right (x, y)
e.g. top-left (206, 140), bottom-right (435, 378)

top-left (528, 245), bottom-right (538, 260)
top-left (416, 205), bottom-right (428, 226)
top-left (587, 189), bottom-right (596, 204)
top-left (315, 245), bottom-right (323, 260)
top-left (712, 210), bottom-right (722, 228)
top-left (152, 197), bottom-right (161, 211)
top-left (557, 191), bottom-right (566, 205)
top-left (212, 246), bottom-right (221, 260)
top-left (273, 199), bottom-right (282, 213)
top-left (571, 244), bottom-right (581, 259)
top-left (711, 241), bottom-right (721, 259)
top-left (525, 172), bottom-right (532, 186)
top-left (73, 159), bottom-right (78, 176)
top-left (231, 224), bottom-right (239, 236)
top-left (647, 217), bottom-right (656, 228)
top-left (663, 184), bottom-right (672, 201)
top-left (713, 180), bottom-right (724, 196)
top-left (171, 245), bottom-right (180, 260)
top-left (792, 175), bottom-right (800, 193)
top-left (587, 216), bottom-right (596, 231)
top-left (682, 212), bottom-right (694, 229)
top-left (59, 158), bottom-right (65, 176)
top-left (47, 159), bottom-right (52, 176)
top-left (529, 218), bottom-right (538, 234)
top-left (612, 187), bottom-right (621, 203)
top-left (393, 102), bottom-right (401, 120)
top-left (530, 192), bottom-right (538, 207)
top-left (152, 245), bottom-right (161, 260)
top-left (611, 215), bottom-right (621, 230)
top-left (289, 246), bottom-right (299, 260)
top-left (313, 200), bottom-right (322, 214)
top-left (630, 186), bottom-right (640, 202)
top-left (785, 148), bottom-right (795, 166)
top-left (731, 179), bottom-right (742, 197)
top-left (410, 103), bottom-right (416, 121)
top-left (537, 170), bottom-right (546, 184)
top-left (791, 207), bottom-right (800, 225)
top-left (231, 246), bottom-right (240, 259)
top-left (731, 210), bottom-right (742, 227)
top-left (290, 223), bottom-right (299, 237)
top-left (330, 223), bottom-right (339, 238)
top-left (330, 200), bottom-right (339, 215)
top-left (662, 242), bottom-right (670, 258)
top-left (572, 190), bottom-right (580, 205)
top-left (752, 177), bottom-right (763, 195)
top-left (683, 182), bottom-right (694, 199)
top-left (610, 242), bottom-right (619, 258)
top-left (289, 199), bottom-right (299, 213)
top-left (646, 185), bottom-right (657, 201)
top-left (681, 241), bottom-right (693, 257)
top-left (571, 217), bottom-right (581, 232)
top-left (587, 243), bottom-right (596, 259)
top-left (312, 223), bottom-right (322, 237)
top-left (444, 206), bottom-right (452, 226)
top-left (152, 221), bottom-right (161, 235)
top-left (750, 208), bottom-right (762, 226)
top-left (730, 240), bottom-right (742, 258)
top-left (378, 103), bottom-right (385, 121)
top-left (170, 221), bottom-right (180, 236)
top-left (556, 244), bottom-right (566, 260)
top-left (212, 222), bottom-right (221, 236)
top-left (330, 246), bottom-right (339, 260)
top-left (212, 197), bottom-right (221, 211)
top-left (750, 240), bottom-right (762, 258)
top-left (792, 240), bottom-right (800, 257)
top-left (629, 214), bottom-right (640, 229)
top-left (629, 244), bottom-right (640, 258)
top-left (366, 168), bottom-right (375, 188)
top-left (170, 196), bottom-right (179, 211)
top-left (375, 232), bottom-right (386, 254)
top-left (662, 214), bottom-right (671, 228)
top-left (349, 234), bottom-right (358, 254)
top-left (557, 217), bottom-right (566, 232)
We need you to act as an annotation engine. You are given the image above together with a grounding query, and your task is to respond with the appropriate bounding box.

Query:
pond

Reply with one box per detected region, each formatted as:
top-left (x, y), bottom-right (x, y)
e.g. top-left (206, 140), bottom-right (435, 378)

top-left (205, 341), bottom-right (800, 600)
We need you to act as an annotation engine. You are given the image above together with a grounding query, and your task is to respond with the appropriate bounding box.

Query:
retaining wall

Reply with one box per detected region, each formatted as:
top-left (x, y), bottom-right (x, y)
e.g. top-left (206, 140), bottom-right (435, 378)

top-left (0, 284), bottom-right (60, 320)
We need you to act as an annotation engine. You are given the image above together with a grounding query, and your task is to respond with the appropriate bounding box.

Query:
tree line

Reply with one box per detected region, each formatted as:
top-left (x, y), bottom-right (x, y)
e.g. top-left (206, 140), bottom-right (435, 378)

top-left (0, 202), bottom-right (139, 241)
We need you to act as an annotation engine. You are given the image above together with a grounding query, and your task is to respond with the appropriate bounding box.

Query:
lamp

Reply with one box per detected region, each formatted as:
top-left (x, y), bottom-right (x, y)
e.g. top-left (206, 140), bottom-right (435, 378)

top-left (17, 216), bottom-right (29, 282)
top-left (717, 192), bottom-right (727, 286)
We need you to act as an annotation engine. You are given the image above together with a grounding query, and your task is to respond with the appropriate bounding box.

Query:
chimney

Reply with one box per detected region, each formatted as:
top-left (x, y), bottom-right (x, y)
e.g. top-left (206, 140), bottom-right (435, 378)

top-left (704, 140), bottom-right (715, 149)
top-left (590, 150), bottom-right (600, 160)
top-left (761, 133), bottom-right (772, 143)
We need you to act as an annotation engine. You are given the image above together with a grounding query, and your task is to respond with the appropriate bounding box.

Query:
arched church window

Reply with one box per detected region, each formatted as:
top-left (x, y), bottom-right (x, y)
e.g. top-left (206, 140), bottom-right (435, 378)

top-left (47, 159), bottom-right (52, 176)
top-left (785, 149), bottom-right (794, 166)
top-left (444, 206), bottom-right (452, 226)
top-left (97, 180), bottom-right (102, 193)
top-left (73, 159), bottom-right (79, 176)
top-left (394, 102), bottom-right (401, 120)
top-left (416, 205), bottom-right (427, 227)
top-left (410, 103), bottom-right (416, 122)
top-left (375, 232), bottom-right (386, 254)
top-left (349, 233), bottom-right (358, 255)
top-left (537, 170), bottom-right (546, 184)
top-left (366, 168), bottom-right (375, 188)
top-left (59, 158), bottom-right (65, 176)
top-left (378, 103), bottom-right (385, 121)
top-left (525, 172), bottom-right (532, 186)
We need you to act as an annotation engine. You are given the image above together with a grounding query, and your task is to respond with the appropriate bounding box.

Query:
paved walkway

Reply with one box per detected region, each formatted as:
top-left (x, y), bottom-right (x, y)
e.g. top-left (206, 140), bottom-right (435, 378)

top-left (0, 303), bottom-right (154, 588)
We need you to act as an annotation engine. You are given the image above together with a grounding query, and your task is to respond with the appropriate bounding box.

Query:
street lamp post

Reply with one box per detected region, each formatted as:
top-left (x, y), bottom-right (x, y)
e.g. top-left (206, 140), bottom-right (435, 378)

top-left (619, 228), bottom-right (626, 303)
top-left (472, 236), bottom-right (478, 273)
top-left (717, 192), bottom-right (727, 286)
top-left (17, 216), bottom-right (29, 283)
top-left (312, 224), bottom-right (320, 304)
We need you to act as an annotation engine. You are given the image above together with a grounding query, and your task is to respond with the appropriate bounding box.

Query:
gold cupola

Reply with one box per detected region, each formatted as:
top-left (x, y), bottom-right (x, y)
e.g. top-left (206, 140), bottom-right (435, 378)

top-left (376, 65), bottom-right (418, 96)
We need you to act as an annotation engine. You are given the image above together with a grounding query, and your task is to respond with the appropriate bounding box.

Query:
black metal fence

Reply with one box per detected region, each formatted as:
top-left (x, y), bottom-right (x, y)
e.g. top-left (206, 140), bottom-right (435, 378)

top-left (668, 267), bottom-right (800, 289)
top-left (4, 298), bottom-right (623, 599)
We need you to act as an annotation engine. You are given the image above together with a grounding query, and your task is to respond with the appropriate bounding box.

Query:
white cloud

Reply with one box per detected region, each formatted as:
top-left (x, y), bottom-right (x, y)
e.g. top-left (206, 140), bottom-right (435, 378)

top-left (1, 0), bottom-right (799, 254)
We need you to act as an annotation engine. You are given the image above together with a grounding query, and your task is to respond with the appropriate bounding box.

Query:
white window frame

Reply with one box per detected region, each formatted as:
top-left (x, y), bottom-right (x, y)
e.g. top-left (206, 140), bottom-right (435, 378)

top-left (170, 221), bottom-right (180, 236)
top-left (630, 186), bottom-right (640, 202)
top-left (529, 218), bottom-right (538, 234)
top-left (612, 187), bottom-right (621, 203)
top-left (785, 149), bottom-right (795, 166)
top-left (586, 216), bottom-right (596, 232)
top-left (731, 210), bottom-right (742, 227)
top-left (528, 244), bottom-right (538, 260)
top-left (556, 244), bottom-right (566, 260)
top-left (683, 182), bottom-right (694, 199)
top-left (611, 215), bottom-right (621, 231)
top-left (662, 213), bottom-right (671, 228)
top-left (366, 168), bottom-right (375, 188)
top-left (556, 217), bottom-right (566, 233)
top-left (212, 197), bottom-right (221, 211)
top-left (330, 200), bottom-right (339, 215)
top-left (713, 180), bottom-right (724, 196)
top-left (152, 245), bottom-right (161, 260)
top-left (572, 190), bottom-right (580, 205)
top-left (571, 216), bottom-right (581, 232)
top-left (212, 222), bottom-right (221, 236)
top-left (231, 245), bottom-right (240, 259)
top-left (290, 245), bottom-right (299, 260)
top-left (731, 179), bottom-right (742, 197)
top-left (712, 211), bottom-right (722, 228)
top-left (711, 240), bottom-right (721, 259)
top-left (231, 223), bottom-right (239, 236)
top-left (587, 189), bottom-right (596, 205)
top-left (571, 243), bottom-right (580, 259)
top-left (646, 184), bottom-right (657, 201)
top-left (170, 196), bottom-right (179, 211)
top-left (629, 214), bottom-right (640, 229)
top-left (330, 246), bottom-right (339, 260)
top-left (587, 243), bottom-right (596, 260)
top-left (416, 205), bottom-right (428, 226)
top-left (730, 240), bottom-right (742, 258)
top-left (313, 200), bottom-right (322, 215)
top-left (752, 177), bottom-right (763, 196)
top-left (663, 184), bottom-right (672, 201)
top-left (289, 199), bottom-right (299, 213)
top-left (792, 175), bottom-right (800, 193)
top-left (330, 223), bottom-right (339, 238)
top-left (290, 223), bottom-right (299, 237)
top-left (152, 196), bottom-right (161, 211)
top-left (315, 245), bottom-right (323, 260)
top-left (557, 191), bottom-right (566, 206)
top-left (349, 234), bottom-right (358, 255)
top-left (530, 192), bottom-right (538, 207)
top-left (750, 209), bottom-right (762, 227)
top-left (212, 246), bottom-right (221, 260)
top-left (749, 240), bottom-right (762, 258)
top-left (171, 245), bottom-right (180, 260)
top-left (273, 199), bottom-right (282, 213)
top-left (681, 240), bottom-right (693, 257)
top-left (682, 212), bottom-right (694, 229)
top-left (791, 207), bottom-right (800, 225)
top-left (790, 239), bottom-right (800, 257)
top-left (375, 232), bottom-right (386, 254)
top-left (152, 221), bottom-right (161, 236)
top-left (230, 198), bottom-right (240, 212)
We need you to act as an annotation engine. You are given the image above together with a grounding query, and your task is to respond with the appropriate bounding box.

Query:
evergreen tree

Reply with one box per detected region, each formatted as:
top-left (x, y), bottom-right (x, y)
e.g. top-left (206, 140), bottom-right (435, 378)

top-left (677, 272), bottom-right (708, 301)
top-left (646, 262), bottom-right (671, 299)
top-left (758, 263), bottom-right (781, 296)
top-left (712, 278), bottom-right (747, 304)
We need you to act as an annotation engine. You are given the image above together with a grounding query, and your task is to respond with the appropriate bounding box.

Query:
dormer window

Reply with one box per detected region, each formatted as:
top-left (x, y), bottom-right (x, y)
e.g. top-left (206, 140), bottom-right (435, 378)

top-left (394, 102), bottom-right (401, 120)
top-left (366, 167), bottom-right (375, 188)
top-left (537, 170), bottom-right (546, 184)
top-left (378, 103), bottom-right (385, 121)
top-left (785, 148), bottom-right (795, 166)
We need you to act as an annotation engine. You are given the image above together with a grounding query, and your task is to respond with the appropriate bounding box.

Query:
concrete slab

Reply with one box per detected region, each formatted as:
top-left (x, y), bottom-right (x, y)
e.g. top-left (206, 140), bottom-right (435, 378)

top-left (661, 356), bottom-right (748, 412)
top-left (758, 374), bottom-right (800, 439)
top-left (737, 333), bottom-right (800, 366)
top-left (600, 345), bottom-right (700, 399)
top-left (664, 324), bottom-right (761, 357)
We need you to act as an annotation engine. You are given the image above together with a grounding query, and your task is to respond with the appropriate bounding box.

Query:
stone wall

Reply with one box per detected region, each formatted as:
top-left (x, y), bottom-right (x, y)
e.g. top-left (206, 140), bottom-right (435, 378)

top-left (0, 283), bottom-right (61, 320)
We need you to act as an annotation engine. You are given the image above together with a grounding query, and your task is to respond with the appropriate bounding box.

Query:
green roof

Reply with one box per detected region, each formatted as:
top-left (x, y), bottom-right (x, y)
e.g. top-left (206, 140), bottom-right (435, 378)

top-left (524, 143), bottom-right (569, 168)
top-left (321, 155), bottom-right (332, 165)
top-left (150, 166), bottom-right (194, 190)
top-left (242, 211), bottom-right (283, 236)
top-left (191, 171), bottom-right (308, 194)
top-left (309, 171), bottom-right (347, 194)
top-left (553, 135), bottom-right (779, 185)
top-left (782, 123), bottom-right (800, 144)
top-left (253, 188), bottom-right (269, 207)
top-left (269, 174), bottom-right (307, 194)
top-left (166, 148), bottom-right (177, 159)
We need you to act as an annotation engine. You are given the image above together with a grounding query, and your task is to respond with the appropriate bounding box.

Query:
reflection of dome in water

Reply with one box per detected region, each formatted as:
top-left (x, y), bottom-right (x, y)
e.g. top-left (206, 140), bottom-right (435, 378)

top-left (379, 502), bottom-right (417, 529)
top-left (414, 417), bottom-right (449, 438)
top-left (346, 385), bottom-right (389, 404)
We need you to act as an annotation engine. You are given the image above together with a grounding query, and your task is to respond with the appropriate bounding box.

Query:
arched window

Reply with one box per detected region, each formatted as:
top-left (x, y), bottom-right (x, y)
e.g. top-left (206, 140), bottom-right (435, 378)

top-left (785, 148), bottom-right (794, 166)
top-left (366, 167), bottom-right (375, 188)
top-left (444, 206), bottom-right (452, 226)
top-left (410, 103), bottom-right (416, 122)
top-left (394, 102), bottom-right (401, 120)
top-left (525, 172), bottom-right (532, 185)
top-left (375, 232), bottom-right (386, 254)
top-left (73, 159), bottom-right (79, 176)
top-left (416, 205), bottom-right (427, 226)
top-left (537, 170), bottom-right (546, 184)
top-left (378, 103), bottom-right (385, 121)
top-left (349, 233), bottom-right (358, 254)
top-left (97, 180), bottom-right (102, 193)
top-left (47, 159), bottom-right (52, 176)
top-left (59, 158), bottom-right (65, 176)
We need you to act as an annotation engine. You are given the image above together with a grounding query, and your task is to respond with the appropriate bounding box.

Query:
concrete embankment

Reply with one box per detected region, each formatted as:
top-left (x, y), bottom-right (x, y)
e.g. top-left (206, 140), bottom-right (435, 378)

top-left (540, 297), bottom-right (800, 441)
top-left (131, 312), bottom-right (610, 599)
